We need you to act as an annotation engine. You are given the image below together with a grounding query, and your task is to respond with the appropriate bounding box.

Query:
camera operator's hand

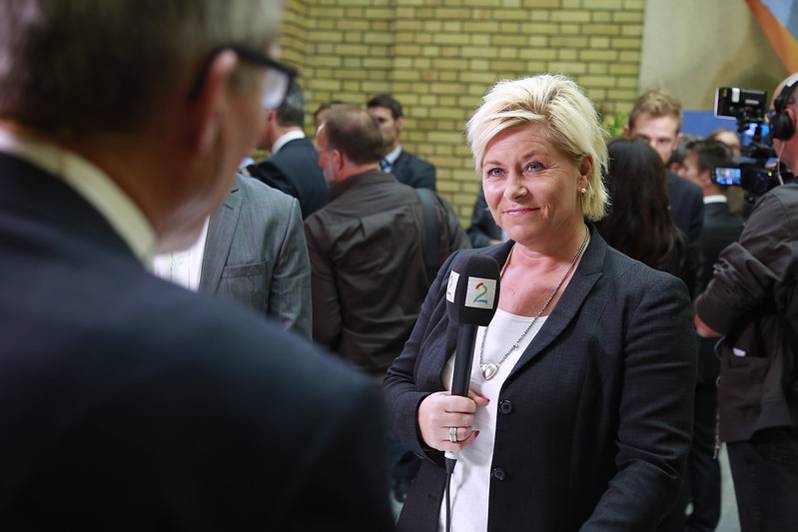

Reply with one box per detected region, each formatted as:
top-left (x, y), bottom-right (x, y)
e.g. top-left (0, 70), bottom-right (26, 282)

top-left (695, 310), bottom-right (721, 337)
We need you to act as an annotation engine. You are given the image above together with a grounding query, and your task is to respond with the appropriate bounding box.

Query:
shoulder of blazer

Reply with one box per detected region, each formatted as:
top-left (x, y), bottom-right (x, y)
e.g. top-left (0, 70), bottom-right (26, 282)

top-left (236, 174), bottom-right (296, 218)
top-left (271, 138), bottom-right (317, 163)
top-left (398, 149), bottom-right (433, 170)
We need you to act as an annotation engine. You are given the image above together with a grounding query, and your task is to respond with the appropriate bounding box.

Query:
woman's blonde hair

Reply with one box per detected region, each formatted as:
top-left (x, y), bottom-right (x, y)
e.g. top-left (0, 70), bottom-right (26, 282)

top-left (467, 74), bottom-right (609, 221)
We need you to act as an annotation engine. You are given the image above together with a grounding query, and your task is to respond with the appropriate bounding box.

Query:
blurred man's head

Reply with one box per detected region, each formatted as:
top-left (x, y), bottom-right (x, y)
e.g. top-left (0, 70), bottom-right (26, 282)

top-left (367, 94), bottom-right (404, 153)
top-left (625, 88), bottom-right (683, 164)
top-left (315, 106), bottom-right (383, 183)
top-left (683, 139), bottom-right (733, 196)
top-left (667, 134), bottom-right (700, 177)
top-left (0, 0), bottom-right (283, 251)
top-left (259, 80), bottom-right (305, 151)
top-left (708, 128), bottom-right (741, 159)
top-left (312, 100), bottom-right (344, 131)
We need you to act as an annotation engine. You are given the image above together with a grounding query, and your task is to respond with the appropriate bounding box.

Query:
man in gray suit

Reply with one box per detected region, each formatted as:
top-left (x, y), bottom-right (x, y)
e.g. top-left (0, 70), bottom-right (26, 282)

top-left (155, 174), bottom-right (311, 337)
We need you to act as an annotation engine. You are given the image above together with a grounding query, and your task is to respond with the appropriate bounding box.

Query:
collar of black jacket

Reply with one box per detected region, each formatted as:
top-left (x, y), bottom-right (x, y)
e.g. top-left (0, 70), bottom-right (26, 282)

top-left (328, 169), bottom-right (396, 201)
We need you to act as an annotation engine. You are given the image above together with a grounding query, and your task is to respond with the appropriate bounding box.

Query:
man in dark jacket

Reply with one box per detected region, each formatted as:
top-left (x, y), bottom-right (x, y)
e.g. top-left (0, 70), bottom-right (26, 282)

top-left (308, 105), bottom-right (469, 503)
top-left (307, 105), bottom-right (469, 377)
top-left (367, 93), bottom-right (437, 190)
top-left (696, 73), bottom-right (798, 532)
top-left (682, 139), bottom-right (744, 532)
top-left (466, 189), bottom-right (504, 247)
top-left (247, 80), bottom-right (328, 218)
top-left (0, 2), bottom-right (393, 530)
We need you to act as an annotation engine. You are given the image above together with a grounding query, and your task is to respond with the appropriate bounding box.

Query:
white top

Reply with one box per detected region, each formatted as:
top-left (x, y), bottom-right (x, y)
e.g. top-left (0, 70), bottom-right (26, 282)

top-left (0, 129), bottom-right (156, 264)
top-left (271, 129), bottom-right (305, 155)
top-left (439, 308), bottom-right (548, 532)
top-left (152, 218), bottom-right (210, 291)
top-left (704, 194), bottom-right (728, 204)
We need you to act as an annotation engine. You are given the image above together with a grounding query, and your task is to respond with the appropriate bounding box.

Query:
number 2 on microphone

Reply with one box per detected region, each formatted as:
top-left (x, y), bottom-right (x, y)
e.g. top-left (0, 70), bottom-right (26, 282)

top-left (473, 282), bottom-right (489, 304)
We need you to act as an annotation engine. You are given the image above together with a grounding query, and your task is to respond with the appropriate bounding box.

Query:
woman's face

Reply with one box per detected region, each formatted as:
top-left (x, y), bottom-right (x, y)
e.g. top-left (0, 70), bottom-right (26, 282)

top-left (482, 124), bottom-right (589, 247)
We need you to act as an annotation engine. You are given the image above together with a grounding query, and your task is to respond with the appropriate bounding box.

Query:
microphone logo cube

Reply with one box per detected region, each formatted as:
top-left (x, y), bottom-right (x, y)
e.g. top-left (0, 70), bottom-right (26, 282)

top-left (446, 271), bottom-right (460, 303)
top-left (465, 277), bottom-right (497, 309)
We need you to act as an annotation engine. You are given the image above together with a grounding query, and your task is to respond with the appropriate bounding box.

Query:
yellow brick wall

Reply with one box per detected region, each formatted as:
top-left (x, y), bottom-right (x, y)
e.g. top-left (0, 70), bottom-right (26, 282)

top-left (279, 0), bottom-right (645, 223)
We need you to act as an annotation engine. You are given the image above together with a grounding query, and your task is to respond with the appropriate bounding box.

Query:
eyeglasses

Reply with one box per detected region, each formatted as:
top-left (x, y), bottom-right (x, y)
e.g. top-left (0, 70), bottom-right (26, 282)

top-left (188, 45), bottom-right (297, 110)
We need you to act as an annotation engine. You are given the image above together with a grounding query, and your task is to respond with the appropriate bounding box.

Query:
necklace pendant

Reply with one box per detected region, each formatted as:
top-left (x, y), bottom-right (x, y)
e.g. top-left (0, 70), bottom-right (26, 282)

top-left (481, 363), bottom-right (499, 380)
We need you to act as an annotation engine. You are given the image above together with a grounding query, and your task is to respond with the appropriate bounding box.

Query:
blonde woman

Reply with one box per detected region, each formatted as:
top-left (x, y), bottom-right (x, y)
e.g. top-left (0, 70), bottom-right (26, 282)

top-left (384, 74), bottom-right (696, 532)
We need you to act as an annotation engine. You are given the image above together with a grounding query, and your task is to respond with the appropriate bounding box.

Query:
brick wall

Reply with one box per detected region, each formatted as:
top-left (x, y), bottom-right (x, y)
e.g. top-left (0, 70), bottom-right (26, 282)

top-left (279, 0), bottom-right (645, 223)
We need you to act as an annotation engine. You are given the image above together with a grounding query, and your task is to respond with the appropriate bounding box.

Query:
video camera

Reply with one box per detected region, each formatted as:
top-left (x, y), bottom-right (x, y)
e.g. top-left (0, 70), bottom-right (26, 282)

top-left (713, 87), bottom-right (790, 202)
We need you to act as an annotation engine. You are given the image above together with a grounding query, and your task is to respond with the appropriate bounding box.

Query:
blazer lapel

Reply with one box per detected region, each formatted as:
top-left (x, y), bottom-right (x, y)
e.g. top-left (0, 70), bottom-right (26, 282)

top-left (507, 226), bottom-right (606, 380)
top-left (200, 180), bottom-right (243, 293)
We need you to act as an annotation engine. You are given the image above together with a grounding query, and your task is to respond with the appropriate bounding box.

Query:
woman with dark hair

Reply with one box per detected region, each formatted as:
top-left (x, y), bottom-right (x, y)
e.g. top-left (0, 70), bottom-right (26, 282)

top-left (598, 137), bottom-right (688, 285)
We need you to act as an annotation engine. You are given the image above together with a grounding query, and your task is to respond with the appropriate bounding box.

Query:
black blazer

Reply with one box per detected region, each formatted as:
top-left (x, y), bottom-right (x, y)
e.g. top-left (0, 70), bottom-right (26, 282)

top-left (384, 227), bottom-right (697, 532)
top-left (696, 201), bottom-right (744, 384)
top-left (667, 171), bottom-right (705, 297)
top-left (248, 137), bottom-right (328, 218)
top-left (391, 149), bottom-right (437, 190)
top-left (696, 201), bottom-right (744, 294)
top-left (0, 153), bottom-right (393, 532)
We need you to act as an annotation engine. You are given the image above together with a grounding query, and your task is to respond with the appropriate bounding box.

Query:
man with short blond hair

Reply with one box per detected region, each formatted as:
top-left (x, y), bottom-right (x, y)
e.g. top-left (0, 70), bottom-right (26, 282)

top-left (626, 87), bottom-right (704, 297)
top-left (626, 88), bottom-right (684, 163)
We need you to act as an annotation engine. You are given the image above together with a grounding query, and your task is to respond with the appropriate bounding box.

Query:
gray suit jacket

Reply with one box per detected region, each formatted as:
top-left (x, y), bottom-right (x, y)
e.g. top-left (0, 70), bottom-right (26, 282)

top-left (200, 175), bottom-right (311, 337)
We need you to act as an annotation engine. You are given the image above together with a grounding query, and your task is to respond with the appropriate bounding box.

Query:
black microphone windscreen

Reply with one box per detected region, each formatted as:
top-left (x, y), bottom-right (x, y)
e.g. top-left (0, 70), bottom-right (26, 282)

top-left (446, 253), bottom-right (500, 326)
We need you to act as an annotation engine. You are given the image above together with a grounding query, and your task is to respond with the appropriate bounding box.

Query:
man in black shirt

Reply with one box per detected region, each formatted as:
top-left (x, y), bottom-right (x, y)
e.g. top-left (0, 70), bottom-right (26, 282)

top-left (696, 74), bottom-right (798, 532)
top-left (682, 139), bottom-right (744, 532)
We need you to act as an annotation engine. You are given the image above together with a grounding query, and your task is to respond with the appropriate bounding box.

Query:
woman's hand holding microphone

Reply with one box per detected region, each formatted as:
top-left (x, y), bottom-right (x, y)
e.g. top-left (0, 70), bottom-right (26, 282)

top-left (417, 390), bottom-right (489, 452)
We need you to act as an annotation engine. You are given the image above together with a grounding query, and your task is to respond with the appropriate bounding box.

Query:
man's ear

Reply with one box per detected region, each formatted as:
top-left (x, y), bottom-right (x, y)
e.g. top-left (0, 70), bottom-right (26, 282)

top-left (259, 110), bottom-right (277, 150)
top-left (699, 169), bottom-right (713, 188)
top-left (187, 50), bottom-right (238, 156)
top-left (396, 116), bottom-right (405, 132)
top-left (623, 124), bottom-right (632, 138)
top-left (332, 149), bottom-right (345, 175)
top-left (786, 106), bottom-right (798, 129)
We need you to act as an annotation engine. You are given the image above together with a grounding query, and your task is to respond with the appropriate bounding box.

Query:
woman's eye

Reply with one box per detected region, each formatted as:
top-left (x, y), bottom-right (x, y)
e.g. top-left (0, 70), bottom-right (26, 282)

top-left (524, 161), bottom-right (544, 172)
top-left (486, 167), bottom-right (504, 178)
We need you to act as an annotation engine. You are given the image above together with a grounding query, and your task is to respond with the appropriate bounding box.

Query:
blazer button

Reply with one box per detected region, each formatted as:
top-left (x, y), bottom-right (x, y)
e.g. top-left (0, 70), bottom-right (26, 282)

top-left (491, 467), bottom-right (506, 481)
top-left (499, 399), bottom-right (513, 414)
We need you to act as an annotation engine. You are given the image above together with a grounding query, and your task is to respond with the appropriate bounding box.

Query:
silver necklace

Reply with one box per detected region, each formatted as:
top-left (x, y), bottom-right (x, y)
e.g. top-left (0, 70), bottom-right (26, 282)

top-left (478, 227), bottom-right (590, 380)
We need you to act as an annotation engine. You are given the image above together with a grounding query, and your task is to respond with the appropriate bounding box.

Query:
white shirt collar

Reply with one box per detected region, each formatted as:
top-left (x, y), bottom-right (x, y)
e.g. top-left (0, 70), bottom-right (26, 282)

top-left (384, 145), bottom-right (403, 164)
top-left (152, 217), bottom-right (210, 291)
top-left (0, 129), bottom-right (157, 264)
top-left (704, 194), bottom-right (728, 204)
top-left (272, 129), bottom-right (305, 155)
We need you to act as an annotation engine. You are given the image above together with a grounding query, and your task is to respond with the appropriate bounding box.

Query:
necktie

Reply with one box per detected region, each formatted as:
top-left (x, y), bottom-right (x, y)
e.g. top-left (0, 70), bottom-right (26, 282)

top-left (380, 158), bottom-right (390, 172)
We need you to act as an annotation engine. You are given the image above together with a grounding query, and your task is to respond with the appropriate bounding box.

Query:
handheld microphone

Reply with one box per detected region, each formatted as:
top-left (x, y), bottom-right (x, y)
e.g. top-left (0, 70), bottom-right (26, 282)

top-left (444, 253), bottom-right (500, 469)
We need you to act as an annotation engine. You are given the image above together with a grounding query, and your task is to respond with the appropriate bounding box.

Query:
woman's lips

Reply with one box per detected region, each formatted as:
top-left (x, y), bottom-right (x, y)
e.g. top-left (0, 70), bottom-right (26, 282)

top-left (503, 207), bottom-right (538, 216)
